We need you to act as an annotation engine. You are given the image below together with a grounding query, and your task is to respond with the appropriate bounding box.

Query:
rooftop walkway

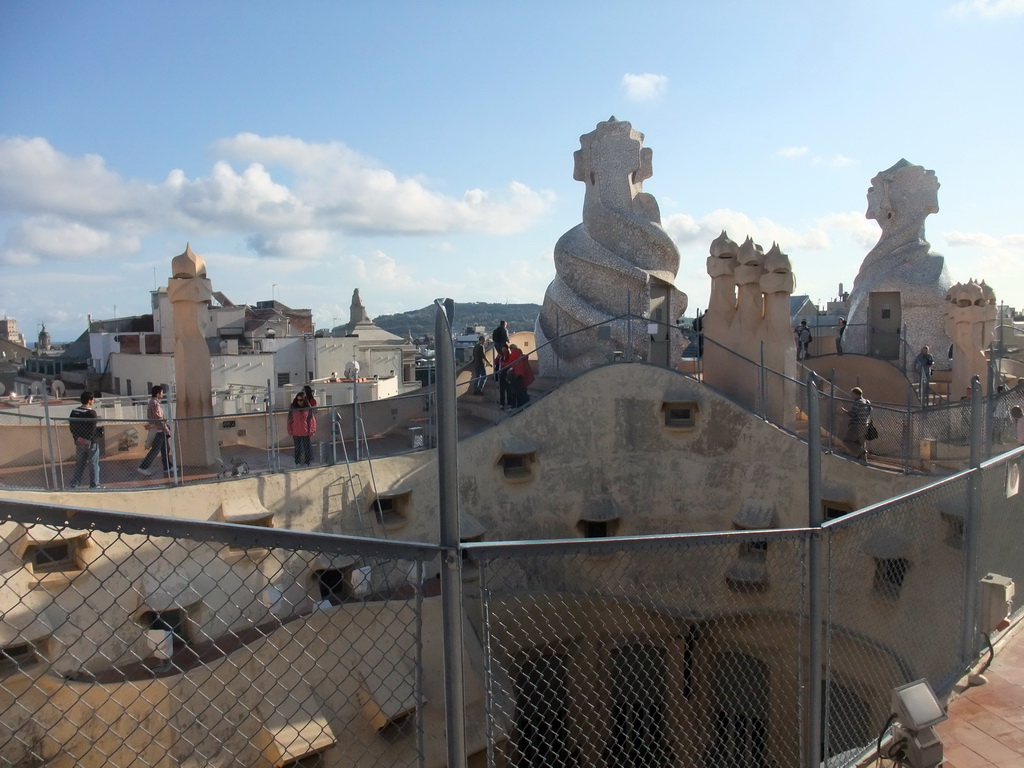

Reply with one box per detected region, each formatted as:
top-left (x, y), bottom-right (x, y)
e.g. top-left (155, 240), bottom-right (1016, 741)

top-left (931, 619), bottom-right (1024, 767)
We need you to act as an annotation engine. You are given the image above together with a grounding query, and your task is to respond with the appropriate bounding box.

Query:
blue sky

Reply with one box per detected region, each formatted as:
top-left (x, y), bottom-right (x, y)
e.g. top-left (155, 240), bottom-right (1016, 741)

top-left (2, 0), bottom-right (1023, 342)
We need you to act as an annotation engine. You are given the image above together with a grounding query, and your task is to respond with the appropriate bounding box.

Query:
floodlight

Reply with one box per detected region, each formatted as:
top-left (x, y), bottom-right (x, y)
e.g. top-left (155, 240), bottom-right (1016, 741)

top-left (892, 678), bottom-right (947, 730)
top-left (888, 679), bottom-right (947, 768)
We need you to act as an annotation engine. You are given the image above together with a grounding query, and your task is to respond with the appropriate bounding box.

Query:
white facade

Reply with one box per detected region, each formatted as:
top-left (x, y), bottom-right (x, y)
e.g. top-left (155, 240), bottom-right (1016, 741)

top-left (109, 351), bottom-right (275, 404)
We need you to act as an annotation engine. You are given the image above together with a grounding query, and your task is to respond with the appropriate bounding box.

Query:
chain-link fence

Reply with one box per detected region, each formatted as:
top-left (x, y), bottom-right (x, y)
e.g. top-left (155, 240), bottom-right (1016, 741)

top-left (974, 447), bottom-right (1024, 620)
top-left (0, 501), bottom-right (440, 768)
top-left (0, 390), bottom-right (437, 492)
top-left (473, 530), bottom-right (811, 768)
top-left (3, 448), bottom-right (1024, 766)
top-left (820, 474), bottom-right (970, 765)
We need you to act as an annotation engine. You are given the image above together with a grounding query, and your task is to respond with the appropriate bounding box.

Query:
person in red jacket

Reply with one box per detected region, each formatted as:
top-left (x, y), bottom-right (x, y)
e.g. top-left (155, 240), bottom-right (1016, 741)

top-left (287, 391), bottom-right (317, 465)
top-left (507, 343), bottom-right (535, 408)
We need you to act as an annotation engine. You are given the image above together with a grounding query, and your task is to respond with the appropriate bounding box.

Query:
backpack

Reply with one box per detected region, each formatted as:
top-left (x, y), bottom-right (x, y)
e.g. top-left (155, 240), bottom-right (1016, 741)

top-left (69, 406), bottom-right (95, 442)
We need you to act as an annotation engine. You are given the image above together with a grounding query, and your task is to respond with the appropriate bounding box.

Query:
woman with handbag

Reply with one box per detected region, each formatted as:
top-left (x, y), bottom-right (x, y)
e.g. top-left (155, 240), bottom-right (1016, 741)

top-left (842, 387), bottom-right (872, 460)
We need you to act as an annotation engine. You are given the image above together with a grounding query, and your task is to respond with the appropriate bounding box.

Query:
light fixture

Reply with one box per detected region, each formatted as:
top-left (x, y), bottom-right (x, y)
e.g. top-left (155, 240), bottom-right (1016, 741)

top-left (888, 678), bottom-right (947, 768)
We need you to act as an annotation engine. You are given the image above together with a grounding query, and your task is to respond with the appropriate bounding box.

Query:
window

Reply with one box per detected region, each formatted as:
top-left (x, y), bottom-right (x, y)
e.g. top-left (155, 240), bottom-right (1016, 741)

top-left (23, 536), bottom-right (86, 575)
top-left (372, 493), bottom-right (411, 528)
top-left (138, 608), bottom-right (189, 651)
top-left (314, 568), bottom-right (352, 604)
top-left (822, 500), bottom-right (854, 521)
top-left (126, 380), bottom-right (133, 396)
top-left (726, 503), bottom-right (775, 592)
top-left (941, 511), bottom-right (965, 550)
top-left (501, 453), bottom-right (535, 481)
top-left (277, 372), bottom-right (291, 387)
top-left (741, 538), bottom-right (768, 558)
top-left (662, 400), bottom-right (698, 429)
top-left (503, 454), bottom-right (527, 476)
top-left (512, 653), bottom-right (580, 768)
top-left (873, 558), bottom-right (910, 599)
top-left (0, 641), bottom-right (44, 674)
top-left (605, 644), bottom-right (673, 766)
top-left (578, 520), bottom-right (618, 539)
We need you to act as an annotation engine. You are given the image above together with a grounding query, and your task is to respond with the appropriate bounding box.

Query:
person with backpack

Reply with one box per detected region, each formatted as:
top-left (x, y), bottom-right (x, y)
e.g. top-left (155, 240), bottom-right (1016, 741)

top-left (69, 391), bottom-right (102, 488)
top-left (842, 387), bottom-right (873, 460)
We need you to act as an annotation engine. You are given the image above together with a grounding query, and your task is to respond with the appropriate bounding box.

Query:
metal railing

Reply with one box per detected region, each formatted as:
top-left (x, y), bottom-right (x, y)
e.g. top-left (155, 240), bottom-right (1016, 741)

top-left (697, 333), bottom-right (1024, 474)
top-left (4, 313), bottom-right (1022, 492)
top-left (1, 384), bottom-right (1023, 766)
top-left (0, 388), bottom-right (438, 492)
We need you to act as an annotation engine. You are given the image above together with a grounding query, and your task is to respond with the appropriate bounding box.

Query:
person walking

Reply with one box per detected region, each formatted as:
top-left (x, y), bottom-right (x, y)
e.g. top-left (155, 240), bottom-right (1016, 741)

top-left (287, 391), bottom-right (317, 465)
top-left (69, 391), bottom-right (102, 488)
top-left (138, 385), bottom-right (171, 476)
top-left (842, 387), bottom-right (872, 460)
top-left (835, 317), bottom-right (847, 356)
top-left (795, 320), bottom-right (812, 361)
top-left (471, 334), bottom-right (488, 394)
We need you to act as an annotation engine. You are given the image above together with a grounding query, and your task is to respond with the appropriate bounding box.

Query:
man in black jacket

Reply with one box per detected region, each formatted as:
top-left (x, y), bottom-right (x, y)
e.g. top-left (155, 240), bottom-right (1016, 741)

top-left (491, 320), bottom-right (509, 378)
top-left (69, 391), bottom-right (101, 488)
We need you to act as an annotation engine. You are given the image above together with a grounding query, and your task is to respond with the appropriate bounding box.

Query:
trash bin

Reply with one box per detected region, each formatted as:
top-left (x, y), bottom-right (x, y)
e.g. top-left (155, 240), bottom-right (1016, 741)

top-left (409, 427), bottom-right (424, 449)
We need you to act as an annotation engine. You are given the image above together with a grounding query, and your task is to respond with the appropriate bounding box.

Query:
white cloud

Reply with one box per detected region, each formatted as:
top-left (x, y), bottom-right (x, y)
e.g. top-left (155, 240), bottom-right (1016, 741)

top-left (621, 73), bottom-right (669, 101)
top-left (944, 230), bottom-right (1024, 249)
top-left (947, 0), bottom-right (1024, 18)
top-left (0, 134), bottom-right (555, 266)
top-left (663, 209), bottom-right (831, 252)
top-left (246, 229), bottom-right (332, 260)
top-left (212, 134), bottom-right (554, 235)
top-left (0, 215), bottom-right (140, 266)
top-left (778, 147), bottom-right (855, 167)
top-left (826, 154), bottom-right (855, 167)
top-left (818, 211), bottom-right (879, 248)
top-left (776, 146), bottom-right (810, 158)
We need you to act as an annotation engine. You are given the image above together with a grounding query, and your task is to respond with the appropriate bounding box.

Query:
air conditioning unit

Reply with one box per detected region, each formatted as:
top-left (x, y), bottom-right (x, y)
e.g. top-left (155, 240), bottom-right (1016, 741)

top-left (980, 573), bottom-right (1014, 634)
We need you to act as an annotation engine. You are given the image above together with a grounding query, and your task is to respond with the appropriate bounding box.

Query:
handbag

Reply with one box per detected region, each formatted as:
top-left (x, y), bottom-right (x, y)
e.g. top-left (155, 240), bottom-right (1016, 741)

top-left (866, 421), bottom-right (879, 441)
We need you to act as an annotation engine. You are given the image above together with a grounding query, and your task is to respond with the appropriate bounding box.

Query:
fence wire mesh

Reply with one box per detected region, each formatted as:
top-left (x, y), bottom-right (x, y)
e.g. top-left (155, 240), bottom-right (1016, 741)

top-left (475, 531), bottom-right (809, 768)
top-left (0, 391), bottom-right (436, 493)
top-left (0, 504), bottom-right (437, 768)
top-left (975, 447), bottom-right (1024, 624)
top-left (822, 474), bottom-right (970, 765)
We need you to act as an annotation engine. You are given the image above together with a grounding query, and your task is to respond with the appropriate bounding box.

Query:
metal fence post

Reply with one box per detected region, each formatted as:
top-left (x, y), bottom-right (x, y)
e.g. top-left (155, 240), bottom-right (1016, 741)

top-left (353, 384), bottom-right (361, 463)
top-left (330, 405), bottom-right (337, 465)
top-left (806, 372), bottom-right (824, 768)
top-left (626, 293), bottom-right (632, 362)
top-left (265, 379), bottom-right (278, 472)
top-left (759, 341), bottom-right (767, 419)
top-left (961, 376), bottom-right (984, 664)
top-left (827, 373), bottom-right (836, 454)
top-left (41, 380), bottom-right (59, 489)
top-left (434, 300), bottom-right (467, 768)
top-left (904, 385), bottom-right (913, 474)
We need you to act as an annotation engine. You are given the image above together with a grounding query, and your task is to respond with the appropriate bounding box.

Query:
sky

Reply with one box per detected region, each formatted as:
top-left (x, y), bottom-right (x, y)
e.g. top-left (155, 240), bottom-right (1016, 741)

top-left (2, 0), bottom-right (1023, 343)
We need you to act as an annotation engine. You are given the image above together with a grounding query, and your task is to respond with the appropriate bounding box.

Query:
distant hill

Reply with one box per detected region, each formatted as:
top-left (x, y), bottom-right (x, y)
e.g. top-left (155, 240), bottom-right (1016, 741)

top-left (369, 302), bottom-right (542, 340)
